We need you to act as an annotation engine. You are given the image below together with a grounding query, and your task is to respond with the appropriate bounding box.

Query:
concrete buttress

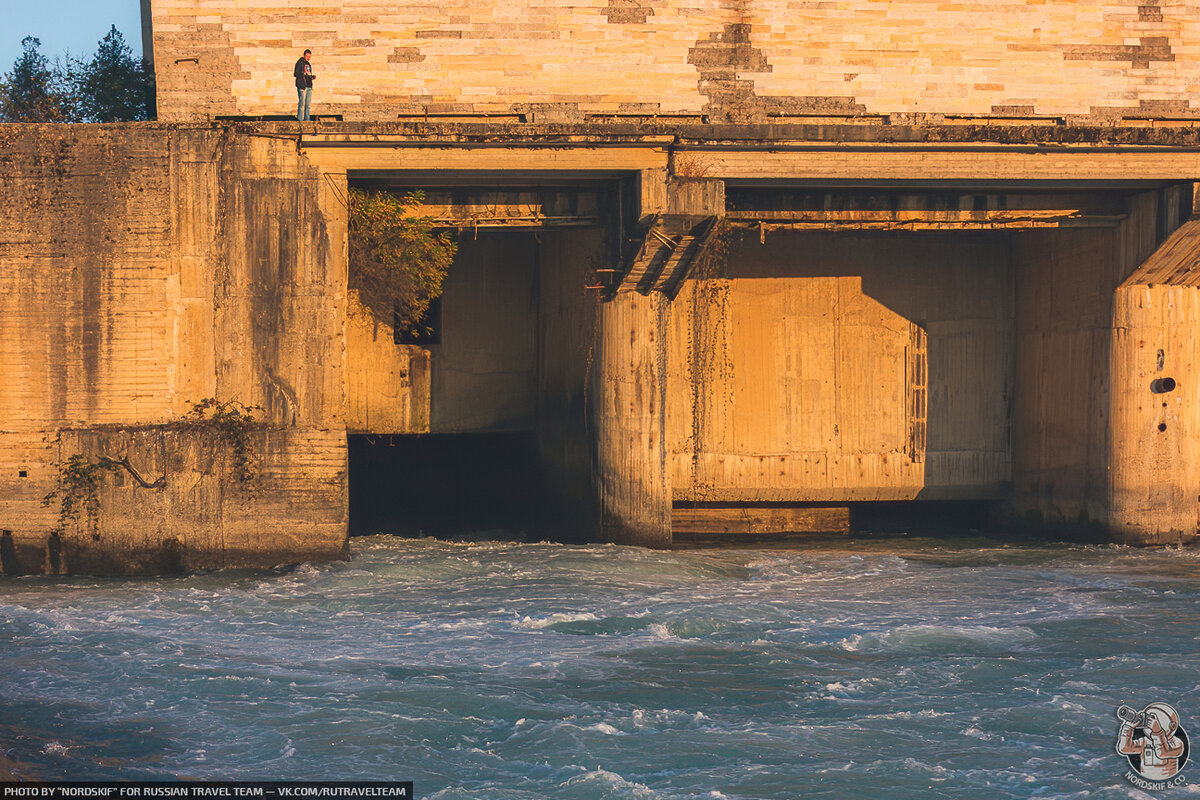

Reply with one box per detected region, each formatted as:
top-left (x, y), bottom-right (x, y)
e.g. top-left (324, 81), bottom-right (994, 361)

top-left (594, 290), bottom-right (671, 547)
top-left (1110, 219), bottom-right (1200, 544)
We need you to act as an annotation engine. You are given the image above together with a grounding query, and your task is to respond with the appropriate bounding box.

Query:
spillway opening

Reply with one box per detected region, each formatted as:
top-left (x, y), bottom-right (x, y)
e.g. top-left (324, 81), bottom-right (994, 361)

top-left (849, 501), bottom-right (996, 537)
top-left (348, 433), bottom-right (540, 538)
top-left (669, 501), bottom-right (1000, 546)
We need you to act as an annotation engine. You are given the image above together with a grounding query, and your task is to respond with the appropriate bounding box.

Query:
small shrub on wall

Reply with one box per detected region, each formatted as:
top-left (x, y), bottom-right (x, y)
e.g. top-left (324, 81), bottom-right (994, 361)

top-left (348, 188), bottom-right (457, 336)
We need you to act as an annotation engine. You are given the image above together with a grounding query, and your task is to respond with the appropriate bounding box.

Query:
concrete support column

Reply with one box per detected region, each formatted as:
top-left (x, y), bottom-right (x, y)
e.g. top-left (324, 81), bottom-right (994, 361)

top-left (594, 289), bottom-right (671, 547)
top-left (590, 168), bottom-right (725, 548)
top-left (1110, 283), bottom-right (1200, 545)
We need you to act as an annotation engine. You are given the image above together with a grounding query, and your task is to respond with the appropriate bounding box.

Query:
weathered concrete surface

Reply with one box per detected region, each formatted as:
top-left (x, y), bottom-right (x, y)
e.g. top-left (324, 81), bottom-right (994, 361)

top-left (0, 427), bottom-right (347, 575)
top-left (594, 289), bottom-right (671, 547)
top-left (148, 0), bottom-right (1200, 123)
top-left (427, 235), bottom-right (539, 433)
top-left (0, 124), bottom-right (347, 574)
top-left (4, 120), bottom-right (1199, 567)
top-left (659, 187), bottom-right (1194, 542)
top-left (535, 228), bottom-right (603, 543)
top-left (345, 296), bottom-right (430, 434)
top-left (1007, 189), bottom-right (1189, 538)
top-left (672, 506), bottom-right (850, 537)
top-left (591, 171), bottom-right (720, 547)
top-left (313, 128), bottom-right (1199, 546)
top-left (669, 231), bottom-right (1013, 504)
top-left (283, 119), bottom-right (1200, 146)
top-left (1111, 219), bottom-right (1200, 544)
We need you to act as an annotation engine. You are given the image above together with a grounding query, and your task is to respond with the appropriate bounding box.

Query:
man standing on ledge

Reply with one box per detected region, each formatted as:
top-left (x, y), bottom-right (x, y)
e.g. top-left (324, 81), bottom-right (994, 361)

top-left (294, 49), bottom-right (315, 121)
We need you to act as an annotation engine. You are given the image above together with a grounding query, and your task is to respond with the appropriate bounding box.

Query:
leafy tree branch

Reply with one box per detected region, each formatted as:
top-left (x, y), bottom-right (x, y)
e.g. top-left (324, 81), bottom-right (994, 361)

top-left (349, 188), bottom-right (457, 335)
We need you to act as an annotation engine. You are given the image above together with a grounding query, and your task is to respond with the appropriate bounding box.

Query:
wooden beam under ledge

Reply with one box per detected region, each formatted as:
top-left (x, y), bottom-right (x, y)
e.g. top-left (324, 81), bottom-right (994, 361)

top-left (725, 210), bottom-right (1127, 230)
top-left (671, 506), bottom-right (850, 537)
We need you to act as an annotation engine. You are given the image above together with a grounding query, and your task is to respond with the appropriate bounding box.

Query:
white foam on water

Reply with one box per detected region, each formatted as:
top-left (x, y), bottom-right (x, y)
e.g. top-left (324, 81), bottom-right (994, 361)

top-left (645, 623), bottom-right (677, 640)
top-left (412, 619), bottom-right (491, 632)
top-left (514, 612), bottom-right (600, 630)
top-left (836, 624), bottom-right (1038, 652)
top-left (859, 708), bottom-right (949, 722)
top-left (560, 767), bottom-right (655, 797)
top-left (821, 677), bottom-right (886, 695)
top-left (836, 634), bottom-right (866, 651)
top-left (900, 757), bottom-right (950, 778)
top-left (814, 763), bottom-right (856, 774)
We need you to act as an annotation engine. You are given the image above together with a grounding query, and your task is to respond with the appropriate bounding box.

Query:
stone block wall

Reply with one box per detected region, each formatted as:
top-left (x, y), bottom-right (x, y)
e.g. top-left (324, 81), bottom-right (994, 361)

top-left (0, 124), bottom-right (348, 574)
top-left (149, 0), bottom-right (1200, 122)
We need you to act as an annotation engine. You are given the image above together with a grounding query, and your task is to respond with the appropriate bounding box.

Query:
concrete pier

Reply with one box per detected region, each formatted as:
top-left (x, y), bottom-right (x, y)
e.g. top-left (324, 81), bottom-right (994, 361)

top-left (595, 290), bottom-right (671, 547)
top-left (1111, 220), bottom-right (1200, 544)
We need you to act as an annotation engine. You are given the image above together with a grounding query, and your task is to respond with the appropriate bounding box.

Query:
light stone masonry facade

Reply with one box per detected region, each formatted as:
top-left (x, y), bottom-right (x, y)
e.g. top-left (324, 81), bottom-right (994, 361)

top-left (150, 0), bottom-right (1200, 122)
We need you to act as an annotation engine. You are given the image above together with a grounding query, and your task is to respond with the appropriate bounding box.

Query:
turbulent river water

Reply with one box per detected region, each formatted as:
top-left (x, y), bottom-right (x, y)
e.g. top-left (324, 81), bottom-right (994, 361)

top-left (2, 534), bottom-right (1199, 798)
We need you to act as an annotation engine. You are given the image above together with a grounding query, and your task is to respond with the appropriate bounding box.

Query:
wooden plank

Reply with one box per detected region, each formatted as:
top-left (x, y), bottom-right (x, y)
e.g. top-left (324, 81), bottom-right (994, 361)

top-left (302, 144), bottom-right (670, 173)
top-left (727, 209), bottom-right (1122, 224)
top-left (671, 506), bottom-right (850, 535)
top-left (676, 148), bottom-right (1200, 182)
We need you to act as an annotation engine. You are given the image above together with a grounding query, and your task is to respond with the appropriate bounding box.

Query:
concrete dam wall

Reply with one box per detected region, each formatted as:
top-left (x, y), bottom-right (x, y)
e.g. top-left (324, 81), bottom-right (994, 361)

top-left (8, 0), bottom-right (1200, 571)
top-left (3, 121), bottom-right (1200, 574)
top-left (0, 125), bottom-right (348, 573)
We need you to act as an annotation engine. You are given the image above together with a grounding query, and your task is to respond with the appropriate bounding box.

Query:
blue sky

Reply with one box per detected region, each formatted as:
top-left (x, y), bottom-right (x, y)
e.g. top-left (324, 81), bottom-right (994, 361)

top-left (1, 0), bottom-right (144, 73)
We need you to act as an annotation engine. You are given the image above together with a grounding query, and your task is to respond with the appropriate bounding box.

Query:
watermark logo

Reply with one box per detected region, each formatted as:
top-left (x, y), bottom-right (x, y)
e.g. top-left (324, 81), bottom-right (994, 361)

top-left (1116, 702), bottom-right (1190, 790)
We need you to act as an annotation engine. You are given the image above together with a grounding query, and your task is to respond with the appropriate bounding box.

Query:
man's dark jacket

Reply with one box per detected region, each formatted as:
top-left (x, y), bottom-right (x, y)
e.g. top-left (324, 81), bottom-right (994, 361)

top-left (294, 58), bottom-right (313, 89)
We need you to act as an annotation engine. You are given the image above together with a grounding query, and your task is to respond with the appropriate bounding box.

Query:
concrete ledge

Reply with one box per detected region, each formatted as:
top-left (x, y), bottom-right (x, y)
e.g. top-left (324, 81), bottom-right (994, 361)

top-left (11, 119), bottom-right (1200, 147)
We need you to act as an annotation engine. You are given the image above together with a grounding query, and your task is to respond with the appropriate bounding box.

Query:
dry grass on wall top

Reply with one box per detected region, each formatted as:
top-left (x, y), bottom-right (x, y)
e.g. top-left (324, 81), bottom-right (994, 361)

top-left (348, 188), bottom-right (458, 336)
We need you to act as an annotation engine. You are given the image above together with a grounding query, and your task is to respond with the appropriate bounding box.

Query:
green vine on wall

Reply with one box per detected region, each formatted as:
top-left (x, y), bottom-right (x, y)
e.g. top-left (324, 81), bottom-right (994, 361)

top-left (42, 454), bottom-right (123, 537)
top-left (177, 398), bottom-right (263, 484)
top-left (43, 398), bottom-right (263, 538)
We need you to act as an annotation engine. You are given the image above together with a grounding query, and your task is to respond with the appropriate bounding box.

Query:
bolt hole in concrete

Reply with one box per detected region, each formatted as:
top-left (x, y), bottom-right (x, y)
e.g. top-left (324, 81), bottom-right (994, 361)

top-left (1151, 377), bottom-right (1177, 394)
